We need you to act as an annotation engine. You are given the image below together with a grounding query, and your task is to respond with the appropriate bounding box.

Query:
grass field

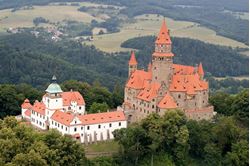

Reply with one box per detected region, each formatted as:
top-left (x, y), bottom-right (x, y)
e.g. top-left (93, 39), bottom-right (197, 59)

top-left (85, 141), bottom-right (120, 158)
top-left (0, 3), bottom-right (106, 32)
top-left (214, 76), bottom-right (249, 80)
top-left (84, 14), bottom-right (248, 52)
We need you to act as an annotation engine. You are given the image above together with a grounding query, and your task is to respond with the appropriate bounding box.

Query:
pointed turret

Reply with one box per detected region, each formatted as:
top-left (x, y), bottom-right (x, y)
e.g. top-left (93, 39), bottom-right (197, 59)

top-left (152, 19), bottom-right (174, 85)
top-left (128, 51), bottom-right (137, 76)
top-left (129, 51), bottom-right (137, 65)
top-left (155, 19), bottom-right (171, 45)
top-left (198, 62), bottom-right (204, 78)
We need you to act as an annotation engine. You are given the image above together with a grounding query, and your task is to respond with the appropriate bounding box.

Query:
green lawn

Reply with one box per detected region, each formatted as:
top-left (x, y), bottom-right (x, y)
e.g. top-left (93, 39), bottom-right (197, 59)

top-left (85, 140), bottom-right (120, 153)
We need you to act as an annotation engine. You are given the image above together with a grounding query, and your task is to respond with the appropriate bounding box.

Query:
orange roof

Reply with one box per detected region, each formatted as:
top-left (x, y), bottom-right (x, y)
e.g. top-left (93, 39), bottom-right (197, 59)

top-left (21, 99), bottom-right (32, 109)
top-left (158, 93), bottom-right (177, 109)
top-left (198, 62), bottom-right (204, 76)
top-left (51, 110), bottom-right (74, 126)
top-left (137, 82), bottom-right (161, 101)
top-left (78, 111), bottom-right (126, 125)
top-left (126, 70), bottom-right (152, 89)
top-left (61, 91), bottom-right (85, 106)
top-left (169, 74), bottom-right (208, 94)
top-left (155, 19), bottom-right (171, 44)
top-left (129, 51), bottom-right (137, 65)
top-left (24, 109), bottom-right (31, 117)
top-left (32, 101), bottom-right (46, 115)
top-left (152, 52), bottom-right (174, 57)
top-left (173, 64), bottom-right (195, 75)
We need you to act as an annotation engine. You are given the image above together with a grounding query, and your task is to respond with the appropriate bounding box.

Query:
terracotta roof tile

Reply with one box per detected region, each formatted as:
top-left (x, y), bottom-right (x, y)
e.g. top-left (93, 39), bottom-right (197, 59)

top-left (155, 19), bottom-right (171, 44)
top-left (137, 82), bottom-right (161, 101)
top-left (61, 91), bottom-right (85, 106)
top-left (158, 93), bottom-right (177, 109)
top-left (129, 51), bottom-right (137, 65)
top-left (51, 110), bottom-right (74, 126)
top-left (21, 99), bottom-right (32, 109)
top-left (198, 62), bottom-right (204, 76)
top-left (78, 111), bottom-right (126, 125)
top-left (169, 74), bottom-right (208, 94)
top-left (32, 101), bottom-right (46, 115)
top-left (173, 64), bottom-right (195, 75)
top-left (126, 70), bottom-right (152, 89)
top-left (24, 109), bottom-right (31, 117)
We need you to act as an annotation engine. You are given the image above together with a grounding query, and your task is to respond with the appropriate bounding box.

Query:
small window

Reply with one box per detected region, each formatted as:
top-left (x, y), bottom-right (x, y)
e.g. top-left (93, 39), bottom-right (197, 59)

top-left (74, 127), bottom-right (77, 132)
top-left (61, 125), bottom-right (63, 129)
top-left (81, 127), bottom-right (83, 130)
top-left (98, 125), bottom-right (101, 129)
top-left (52, 121), bottom-right (54, 125)
top-left (87, 126), bottom-right (90, 130)
top-left (178, 94), bottom-right (181, 99)
top-left (66, 127), bottom-right (67, 131)
top-left (109, 123), bottom-right (112, 127)
top-left (119, 122), bottom-right (121, 126)
top-left (79, 107), bottom-right (81, 110)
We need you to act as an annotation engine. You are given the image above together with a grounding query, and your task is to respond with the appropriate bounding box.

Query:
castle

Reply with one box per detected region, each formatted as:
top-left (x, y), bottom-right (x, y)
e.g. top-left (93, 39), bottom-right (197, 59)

top-left (122, 20), bottom-right (214, 123)
top-left (21, 76), bottom-right (127, 144)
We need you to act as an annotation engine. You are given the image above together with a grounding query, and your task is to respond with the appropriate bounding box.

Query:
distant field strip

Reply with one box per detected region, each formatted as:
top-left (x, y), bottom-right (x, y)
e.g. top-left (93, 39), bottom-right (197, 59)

top-left (85, 14), bottom-right (248, 52)
top-left (0, 3), bottom-right (105, 31)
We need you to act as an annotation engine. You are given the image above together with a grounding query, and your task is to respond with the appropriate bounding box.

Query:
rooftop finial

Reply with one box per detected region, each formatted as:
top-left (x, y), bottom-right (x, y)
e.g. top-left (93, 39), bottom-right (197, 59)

top-left (52, 75), bottom-right (57, 82)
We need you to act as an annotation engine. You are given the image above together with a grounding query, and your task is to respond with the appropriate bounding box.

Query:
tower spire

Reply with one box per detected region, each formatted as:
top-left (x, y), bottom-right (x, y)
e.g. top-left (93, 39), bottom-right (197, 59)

top-left (128, 51), bottom-right (137, 76)
top-left (155, 19), bottom-right (171, 45)
top-left (129, 51), bottom-right (137, 65)
top-left (198, 62), bottom-right (204, 78)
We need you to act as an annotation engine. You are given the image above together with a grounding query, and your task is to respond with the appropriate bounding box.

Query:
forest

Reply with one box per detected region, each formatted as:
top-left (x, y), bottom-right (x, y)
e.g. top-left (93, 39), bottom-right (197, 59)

top-left (0, 89), bottom-right (248, 165)
top-left (0, 33), bottom-right (248, 90)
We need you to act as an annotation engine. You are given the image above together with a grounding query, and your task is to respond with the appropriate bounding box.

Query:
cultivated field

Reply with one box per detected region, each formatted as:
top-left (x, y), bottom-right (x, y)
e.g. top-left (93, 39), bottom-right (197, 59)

top-left (0, 2), bottom-right (109, 32)
top-left (85, 14), bottom-right (248, 52)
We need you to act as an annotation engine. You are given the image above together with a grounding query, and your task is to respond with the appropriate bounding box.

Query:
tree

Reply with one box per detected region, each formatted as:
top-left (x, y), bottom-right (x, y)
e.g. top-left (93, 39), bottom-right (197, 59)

top-left (89, 102), bottom-right (109, 113)
top-left (231, 89), bottom-right (249, 125)
top-left (224, 140), bottom-right (249, 166)
top-left (162, 110), bottom-right (189, 165)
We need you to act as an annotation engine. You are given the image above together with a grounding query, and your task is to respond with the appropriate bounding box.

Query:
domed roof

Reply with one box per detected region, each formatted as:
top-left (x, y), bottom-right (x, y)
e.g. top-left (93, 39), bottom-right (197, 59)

top-left (45, 75), bottom-right (63, 93)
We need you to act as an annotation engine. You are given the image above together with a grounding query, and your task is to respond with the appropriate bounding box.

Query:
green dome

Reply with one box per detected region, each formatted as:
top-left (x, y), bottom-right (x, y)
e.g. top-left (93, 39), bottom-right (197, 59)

top-left (45, 83), bottom-right (63, 93)
top-left (45, 75), bottom-right (63, 93)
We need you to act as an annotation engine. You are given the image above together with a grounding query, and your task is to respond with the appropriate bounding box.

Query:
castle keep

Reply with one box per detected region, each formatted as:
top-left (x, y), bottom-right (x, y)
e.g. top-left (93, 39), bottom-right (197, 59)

top-left (122, 20), bottom-right (214, 123)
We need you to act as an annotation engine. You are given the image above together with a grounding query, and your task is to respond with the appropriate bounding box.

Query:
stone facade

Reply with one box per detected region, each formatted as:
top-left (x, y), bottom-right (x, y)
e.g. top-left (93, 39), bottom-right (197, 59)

top-left (123, 20), bottom-right (214, 123)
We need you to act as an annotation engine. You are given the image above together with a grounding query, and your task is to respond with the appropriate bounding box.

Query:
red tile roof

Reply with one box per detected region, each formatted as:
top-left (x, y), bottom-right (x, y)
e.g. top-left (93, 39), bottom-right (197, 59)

top-left (158, 93), bottom-right (177, 109)
top-left (78, 111), bottom-right (126, 125)
top-left (173, 64), bottom-right (195, 75)
top-left (126, 70), bottom-right (152, 89)
top-left (169, 74), bottom-right (208, 94)
top-left (137, 82), bottom-right (161, 101)
top-left (155, 19), bottom-right (171, 44)
top-left (61, 91), bottom-right (85, 106)
top-left (198, 62), bottom-right (204, 76)
top-left (129, 51), bottom-right (137, 65)
top-left (24, 109), bottom-right (31, 117)
top-left (21, 99), bottom-right (32, 109)
top-left (32, 101), bottom-right (46, 115)
top-left (51, 110), bottom-right (74, 126)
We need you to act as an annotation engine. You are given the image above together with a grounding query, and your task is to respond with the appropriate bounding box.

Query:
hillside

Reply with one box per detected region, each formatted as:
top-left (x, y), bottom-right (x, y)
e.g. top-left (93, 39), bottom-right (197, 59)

top-left (121, 36), bottom-right (249, 77)
top-left (0, 33), bottom-right (248, 90)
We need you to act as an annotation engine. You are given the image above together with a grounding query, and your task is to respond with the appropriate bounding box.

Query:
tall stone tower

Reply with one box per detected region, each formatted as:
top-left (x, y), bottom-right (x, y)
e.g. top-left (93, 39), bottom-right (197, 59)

top-left (152, 19), bottom-right (174, 87)
top-left (128, 51), bottom-right (137, 76)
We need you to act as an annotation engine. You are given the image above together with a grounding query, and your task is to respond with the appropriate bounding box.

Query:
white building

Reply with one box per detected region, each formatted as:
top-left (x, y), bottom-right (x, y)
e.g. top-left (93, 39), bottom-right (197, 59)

top-left (21, 76), bottom-right (127, 143)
